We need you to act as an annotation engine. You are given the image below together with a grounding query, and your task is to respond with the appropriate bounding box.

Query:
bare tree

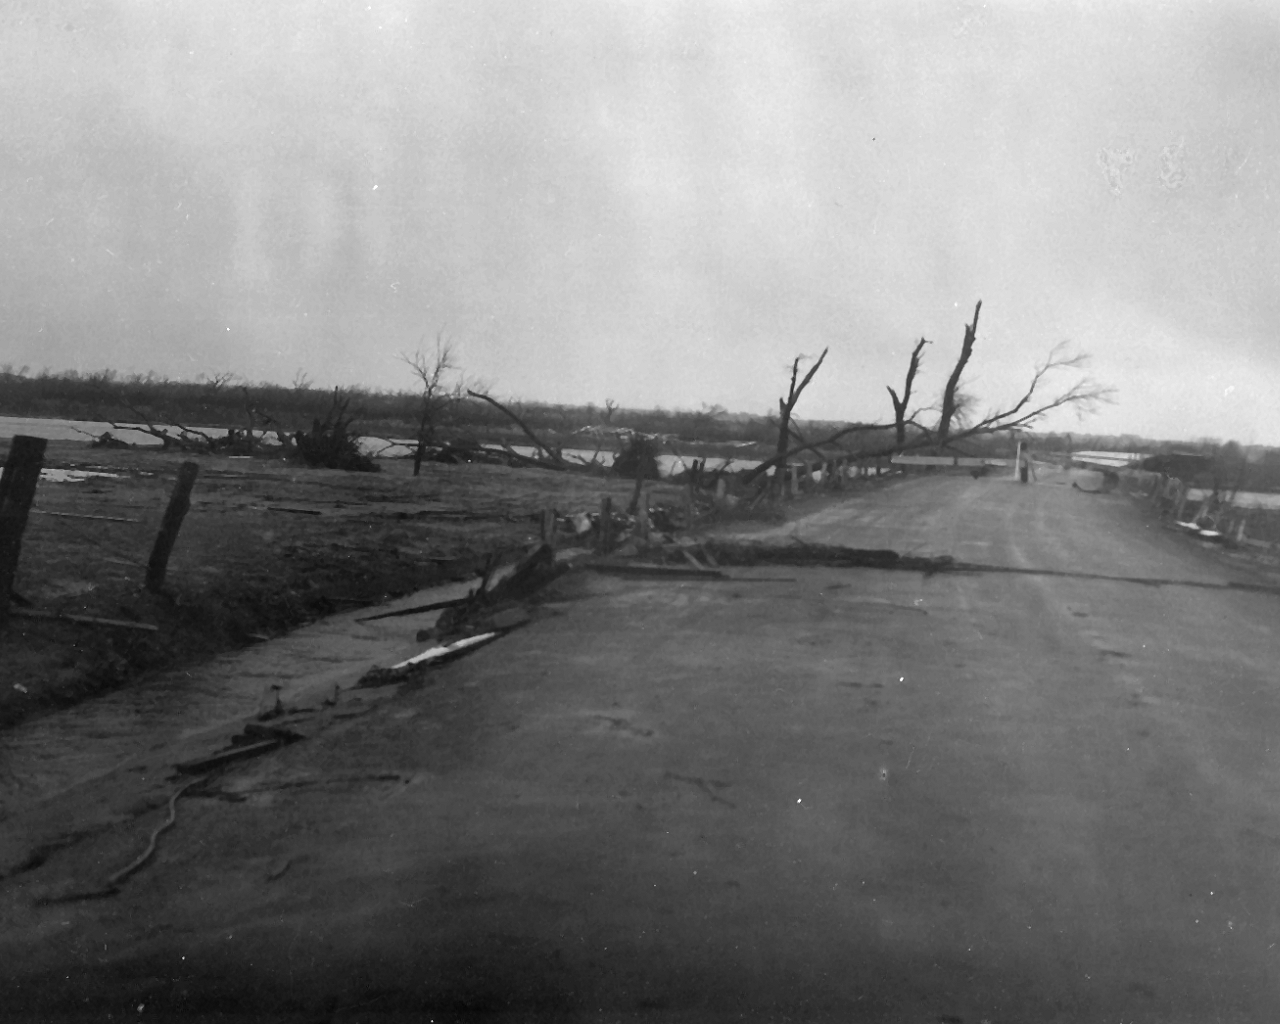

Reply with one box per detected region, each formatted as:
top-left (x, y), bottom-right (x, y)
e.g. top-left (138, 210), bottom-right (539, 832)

top-left (744, 303), bottom-right (1111, 486)
top-left (199, 371), bottom-right (237, 393)
top-left (603, 398), bottom-right (618, 424)
top-left (401, 332), bottom-right (462, 476)
top-left (766, 349), bottom-right (828, 494)
top-left (886, 336), bottom-right (930, 448)
top-left (936, 342), bottom-right (1112, 447)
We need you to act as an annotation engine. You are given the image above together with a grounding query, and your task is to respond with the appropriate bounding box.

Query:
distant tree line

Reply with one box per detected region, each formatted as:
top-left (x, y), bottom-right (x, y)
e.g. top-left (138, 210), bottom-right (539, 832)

top-left (3, 363), bottom-right (1274, 490)
top-left (0, 365), bottom-right (796, 449)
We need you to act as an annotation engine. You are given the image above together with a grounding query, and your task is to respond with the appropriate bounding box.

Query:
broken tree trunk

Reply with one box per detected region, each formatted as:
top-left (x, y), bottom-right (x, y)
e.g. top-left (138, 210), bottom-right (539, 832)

top-left (146, 461), bottom-right (200, 592)
top-left (0, 435), bottom-right (47, 625)
top-left (772, 349), bottom-right (828, 498)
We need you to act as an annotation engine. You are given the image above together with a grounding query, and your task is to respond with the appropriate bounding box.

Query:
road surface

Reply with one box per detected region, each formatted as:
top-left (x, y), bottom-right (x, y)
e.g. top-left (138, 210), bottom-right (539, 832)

top-left (3, 467), bottom-right (1279, 1022)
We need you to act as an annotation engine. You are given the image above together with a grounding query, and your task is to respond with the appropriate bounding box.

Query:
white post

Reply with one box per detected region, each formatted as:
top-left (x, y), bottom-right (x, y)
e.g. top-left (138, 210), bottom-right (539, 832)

top-left (1013, 440), bottom-right (1023, 480)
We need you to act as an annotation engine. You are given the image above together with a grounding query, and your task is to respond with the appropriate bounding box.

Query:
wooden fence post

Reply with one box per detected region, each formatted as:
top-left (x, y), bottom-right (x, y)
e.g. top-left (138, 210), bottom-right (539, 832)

top-left (541, 508), bottom-right (558, 548)
top-left (637, 485), bottom-right (651, 541)
top-left (146, 461), bottom-right (200, 592)
top-left (598, 496), bottom-right (614, 554)
top-left (0, 435), bottom-right (47, 624)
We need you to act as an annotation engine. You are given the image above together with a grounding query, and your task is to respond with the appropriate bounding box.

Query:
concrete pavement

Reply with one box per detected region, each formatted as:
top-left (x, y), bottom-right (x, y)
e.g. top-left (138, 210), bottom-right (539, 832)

top-left (3, 469), bottom-right (1280, 1022)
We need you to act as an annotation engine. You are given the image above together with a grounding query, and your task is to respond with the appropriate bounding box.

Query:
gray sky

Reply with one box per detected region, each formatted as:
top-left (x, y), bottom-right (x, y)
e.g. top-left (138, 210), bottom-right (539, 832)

top-left (3, 1), bottom-right (1279, 442)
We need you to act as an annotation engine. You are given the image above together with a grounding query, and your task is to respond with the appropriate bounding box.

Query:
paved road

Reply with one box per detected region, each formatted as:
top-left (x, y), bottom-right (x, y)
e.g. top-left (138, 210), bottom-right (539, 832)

top-left (4, 469), bottom-right (1280, 1022)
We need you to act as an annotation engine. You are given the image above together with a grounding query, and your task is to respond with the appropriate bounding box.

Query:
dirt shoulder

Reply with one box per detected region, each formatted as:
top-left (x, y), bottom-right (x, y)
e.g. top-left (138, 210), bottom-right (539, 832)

top-left (1, 440), bottom-right (682, 729)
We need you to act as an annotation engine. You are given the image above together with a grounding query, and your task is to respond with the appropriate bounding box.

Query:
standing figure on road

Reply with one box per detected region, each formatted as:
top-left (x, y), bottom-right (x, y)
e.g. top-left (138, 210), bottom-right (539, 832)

top-left (1018, 446), bottom-right (1037, 484)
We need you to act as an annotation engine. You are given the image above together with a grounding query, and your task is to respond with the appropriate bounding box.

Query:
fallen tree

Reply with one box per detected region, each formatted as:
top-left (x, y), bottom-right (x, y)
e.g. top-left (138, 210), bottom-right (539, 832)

top-left (467, 390), bottom-right (569, 469)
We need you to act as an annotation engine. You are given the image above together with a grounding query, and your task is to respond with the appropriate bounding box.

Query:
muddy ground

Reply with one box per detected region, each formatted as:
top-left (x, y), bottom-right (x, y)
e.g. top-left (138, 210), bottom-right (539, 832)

top-left (6, 469), bottom-right (1280, 1022)
top-left (1, 440), bottom-right (696, 728)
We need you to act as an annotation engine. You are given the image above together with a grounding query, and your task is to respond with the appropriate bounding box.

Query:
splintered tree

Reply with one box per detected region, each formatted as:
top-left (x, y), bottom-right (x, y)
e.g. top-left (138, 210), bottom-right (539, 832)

top-left (743, 300), bottom-right (1112, 487)
top-left (935, 301), bottom-right (981, 449)
top-left (771, 349), bottom-right (828, 495)
top-left (401, 332), bottom-right (462, 476)
top-left (886, 336), bottom-right (930, 447)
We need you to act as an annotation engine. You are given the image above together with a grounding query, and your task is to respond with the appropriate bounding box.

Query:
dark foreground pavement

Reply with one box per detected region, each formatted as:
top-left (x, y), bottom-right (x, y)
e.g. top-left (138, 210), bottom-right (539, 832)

top-left (3, 468), bottom-right (1279, 1022)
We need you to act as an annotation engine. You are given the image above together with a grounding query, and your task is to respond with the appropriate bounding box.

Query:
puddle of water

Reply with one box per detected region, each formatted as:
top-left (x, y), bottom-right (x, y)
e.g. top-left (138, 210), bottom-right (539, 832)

top-left (39, 468), bottom-right (124, 483)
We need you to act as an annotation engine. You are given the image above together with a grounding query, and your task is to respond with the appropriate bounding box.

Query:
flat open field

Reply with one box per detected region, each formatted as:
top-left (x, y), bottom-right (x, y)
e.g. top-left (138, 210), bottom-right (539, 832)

top-left (1, 439), bottom-right (684, 728)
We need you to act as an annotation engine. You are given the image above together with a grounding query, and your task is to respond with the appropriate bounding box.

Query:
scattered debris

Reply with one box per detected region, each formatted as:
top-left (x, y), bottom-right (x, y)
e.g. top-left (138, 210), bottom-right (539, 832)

top-left (589, 561), bottom-right (725, 580)
top-left (243, 720), bottom-right (308, 743)
top-left (90, 431), bottom-right (133, 450)
top-left (268, 505), bottom-right (324, 516)
top-left (357, 631), bottom-right (500, 688)
top-left (106, 777), bottom-right (204, 887)
top-left (356, 595), bottom-right (470, 623)
top-left (34, 777), bottom-right (204, 904)
top-left (174, 739), bottom-right (284, 775)
top-left (31, 510), bottom-right (141, 523)
top-left (38, 468), bottom-right (124, 483)
top-left (703, 540), bottom-right (955, 574)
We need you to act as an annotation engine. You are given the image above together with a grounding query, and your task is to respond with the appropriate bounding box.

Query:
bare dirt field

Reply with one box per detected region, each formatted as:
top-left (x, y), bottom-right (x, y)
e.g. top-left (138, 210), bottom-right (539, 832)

top-left (2, 439), bottom-right (685, 728)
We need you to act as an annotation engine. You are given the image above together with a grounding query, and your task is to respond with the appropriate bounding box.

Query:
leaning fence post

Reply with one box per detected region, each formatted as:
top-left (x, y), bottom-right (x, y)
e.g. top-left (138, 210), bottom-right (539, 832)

top-left (637, 485), bottom-right (651, 541)
top-left (598, 496), bottom-right (614, 554)
top-left (0, 435), bottom-right (47, 624)
top-left (146, 461), bottom-right (200, 592)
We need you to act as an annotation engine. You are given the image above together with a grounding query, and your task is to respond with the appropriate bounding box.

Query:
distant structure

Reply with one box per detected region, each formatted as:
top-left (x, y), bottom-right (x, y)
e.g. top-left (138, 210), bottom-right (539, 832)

top-left (1070, 450), bottom-right (1213, 478)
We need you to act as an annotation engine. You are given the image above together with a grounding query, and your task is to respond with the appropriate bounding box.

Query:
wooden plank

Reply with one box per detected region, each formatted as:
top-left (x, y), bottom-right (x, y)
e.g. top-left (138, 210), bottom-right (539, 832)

top-left (390, 631), bottom-right (499, 670)
top-left (32, 510), bottom-right (141, 523)
top-left (355, 595), bottom-right (471, 623)
top-left (10, 607), bottom-right (159, 631)
top-left (588, 562), bottom-right (725, 580)
top-left (174, 739), bottom-right (282, 775)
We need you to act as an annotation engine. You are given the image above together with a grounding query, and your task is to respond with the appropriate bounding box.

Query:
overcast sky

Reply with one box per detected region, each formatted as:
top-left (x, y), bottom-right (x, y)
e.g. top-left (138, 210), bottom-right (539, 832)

top-left (3, 1), bottom-right (1279, 442)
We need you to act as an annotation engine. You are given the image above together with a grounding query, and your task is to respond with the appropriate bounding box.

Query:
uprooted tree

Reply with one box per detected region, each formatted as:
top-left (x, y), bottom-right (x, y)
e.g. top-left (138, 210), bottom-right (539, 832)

top-left (743, 299), bottom-right (1113, 487)
top-left (292, 388), bottom-right (378, 472)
